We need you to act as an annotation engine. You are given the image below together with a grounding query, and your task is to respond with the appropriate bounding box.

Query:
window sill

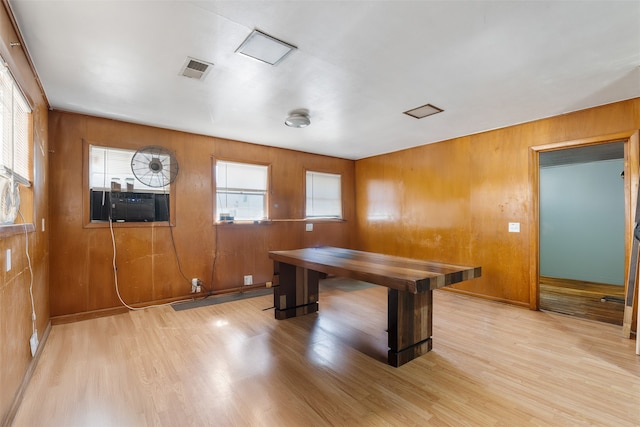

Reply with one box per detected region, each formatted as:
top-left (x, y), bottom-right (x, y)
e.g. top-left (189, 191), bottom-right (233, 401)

top-left (215, 220), bottom-right (272, 226)
top-left (84, 220), bottom-right (174, 229)
top-left (214, 218), bottom-right (346, 226)
top-left (0, 222), bottom-right (35, 237)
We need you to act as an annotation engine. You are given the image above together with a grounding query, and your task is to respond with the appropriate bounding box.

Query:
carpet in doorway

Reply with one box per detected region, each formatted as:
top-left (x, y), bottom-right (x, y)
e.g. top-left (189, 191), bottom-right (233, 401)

top-left (172, 288), bottom-right (273, 311)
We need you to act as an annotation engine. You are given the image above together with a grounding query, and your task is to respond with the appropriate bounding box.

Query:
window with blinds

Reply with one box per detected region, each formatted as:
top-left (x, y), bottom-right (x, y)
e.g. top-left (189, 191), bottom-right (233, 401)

top-left (0, 62), bottom-right (31, 186)
top-left (89, 145), bottom-right (169, 192)
top-left (215, 160), bottom-right (268, 221)
top-left (306, 171), bottom-right (342, 218)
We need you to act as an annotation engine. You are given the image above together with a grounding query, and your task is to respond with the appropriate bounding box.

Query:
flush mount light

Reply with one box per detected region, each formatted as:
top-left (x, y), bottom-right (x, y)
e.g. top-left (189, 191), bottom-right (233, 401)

top-left (285, 112), bottom-right (310, 128)
top-left (235, 29), bottom-right (297, 66)
top-left (403, 103), bottom-right (444, 119)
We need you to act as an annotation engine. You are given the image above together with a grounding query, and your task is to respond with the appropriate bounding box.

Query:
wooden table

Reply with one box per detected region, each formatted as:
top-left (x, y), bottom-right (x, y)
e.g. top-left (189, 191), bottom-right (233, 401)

top-left (269, 246), bottom-right (481, 367)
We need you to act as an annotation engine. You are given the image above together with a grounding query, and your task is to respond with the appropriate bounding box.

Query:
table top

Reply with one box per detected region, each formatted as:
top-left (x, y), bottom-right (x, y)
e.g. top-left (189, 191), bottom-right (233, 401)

top-left (269, 246), bottom-right (481, 293)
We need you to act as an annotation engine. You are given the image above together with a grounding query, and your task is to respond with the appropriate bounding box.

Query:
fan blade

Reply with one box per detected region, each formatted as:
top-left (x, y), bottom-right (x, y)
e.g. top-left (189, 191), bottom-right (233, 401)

top-left (131, 146), bottom-right (178, 187)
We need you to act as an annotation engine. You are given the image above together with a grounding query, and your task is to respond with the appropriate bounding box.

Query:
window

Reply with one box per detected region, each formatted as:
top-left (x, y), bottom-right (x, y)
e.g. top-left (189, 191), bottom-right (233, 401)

top-left (0, 60), bottom-right (32, 225)
top-left (89, 145), bottom-right (170, 222)
top-left (89, 145), bottom-right (170, 193)
top-left (215, 160), bottom-right (268, 221)
top-left (306, 171), bottom-right (342, 218)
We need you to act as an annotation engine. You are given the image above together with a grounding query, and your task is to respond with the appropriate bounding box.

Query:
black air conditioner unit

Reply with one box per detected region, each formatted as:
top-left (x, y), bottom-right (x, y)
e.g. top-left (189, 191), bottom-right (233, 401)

top-left (90, 190), bottom-right (170, 222)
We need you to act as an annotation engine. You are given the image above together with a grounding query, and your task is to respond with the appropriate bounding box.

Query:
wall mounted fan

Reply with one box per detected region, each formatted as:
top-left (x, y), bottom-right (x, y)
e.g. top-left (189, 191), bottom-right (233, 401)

top-left (0, 176), bottom-right (19, 224)
top-left (131, 145), bottom-right (179, 188)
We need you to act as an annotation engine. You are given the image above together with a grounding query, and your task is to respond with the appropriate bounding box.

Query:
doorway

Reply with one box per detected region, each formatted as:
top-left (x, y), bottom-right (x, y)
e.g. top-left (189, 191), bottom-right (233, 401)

top-left (539, 143), bottom-right (625, 324)
top-left (529, 131), bottom-right (639, 333)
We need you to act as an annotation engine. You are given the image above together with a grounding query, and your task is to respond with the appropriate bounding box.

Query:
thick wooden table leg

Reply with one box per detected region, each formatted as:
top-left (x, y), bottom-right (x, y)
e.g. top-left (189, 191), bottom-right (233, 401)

top-left (273, 261), bottom-right (320, 320)
top-left (388, 289), bottom-right (433, 367)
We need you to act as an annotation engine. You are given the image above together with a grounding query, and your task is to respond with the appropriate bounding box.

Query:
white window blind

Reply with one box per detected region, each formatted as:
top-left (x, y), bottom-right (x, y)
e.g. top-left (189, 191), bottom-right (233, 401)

top-left (306, 171), bottom-right (342, 218)
top-left (90, 145), bottom-right (169, 192)
top-left (216, 160), bottom-right (268, 221)
top-left (0, 62), bottom-right (31, 186)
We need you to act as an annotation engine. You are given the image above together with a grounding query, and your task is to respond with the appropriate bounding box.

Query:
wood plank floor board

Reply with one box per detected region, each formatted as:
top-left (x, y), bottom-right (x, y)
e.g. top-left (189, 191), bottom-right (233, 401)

top-left (539, 276), bottom-right (625, 325)
top-left (11, 277), bottom-right (640, 426)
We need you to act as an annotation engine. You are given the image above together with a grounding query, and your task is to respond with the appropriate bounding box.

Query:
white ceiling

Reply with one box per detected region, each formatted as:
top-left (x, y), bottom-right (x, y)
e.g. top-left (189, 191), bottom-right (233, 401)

top-left (7, 1), bottom-right (640, 160)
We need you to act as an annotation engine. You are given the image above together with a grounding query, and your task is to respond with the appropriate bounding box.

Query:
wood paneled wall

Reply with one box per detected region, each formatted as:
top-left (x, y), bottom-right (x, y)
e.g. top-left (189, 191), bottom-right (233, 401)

top-left (355, 98), bottom-right (640, 307)
top-left (49, 99), bottom-right (640, 318)
top-left (48, 111), bottom-right (355, 317)
top-left (0, 3), bottom-right (50, 424)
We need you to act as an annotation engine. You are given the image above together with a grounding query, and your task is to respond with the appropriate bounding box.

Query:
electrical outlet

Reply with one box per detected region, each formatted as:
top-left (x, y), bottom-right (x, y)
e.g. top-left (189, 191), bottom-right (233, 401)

top-left (41, 218), bottom-right (45, 232)
top-left (5, 249), bottom-right (10, 272)
top-left (305, 223), bottom-right (313, 232)
top-left (244, 275), bottom-right (253, 286)
top-left (508, 222), bottom-right (520, 233)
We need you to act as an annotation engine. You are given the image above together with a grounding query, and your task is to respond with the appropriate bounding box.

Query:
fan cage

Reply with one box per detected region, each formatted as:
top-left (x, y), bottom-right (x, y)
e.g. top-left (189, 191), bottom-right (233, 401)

top-left (0, 176), bottom-right (19, 224)
top-left (131, 146), bottom-right (179, 188)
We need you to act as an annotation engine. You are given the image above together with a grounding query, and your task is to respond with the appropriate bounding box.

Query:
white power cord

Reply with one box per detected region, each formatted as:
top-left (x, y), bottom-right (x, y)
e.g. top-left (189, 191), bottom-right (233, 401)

top-left (109, 217), bottom-right (193, 310)
top-left (18, 210), bottom-right (37, 357)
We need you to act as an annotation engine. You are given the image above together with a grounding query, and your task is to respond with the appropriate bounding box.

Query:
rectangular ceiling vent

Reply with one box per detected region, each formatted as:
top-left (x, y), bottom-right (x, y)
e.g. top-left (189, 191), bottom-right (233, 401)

top-left (403, 103), bottom-right (444, 119)
top-left (180, 57), bottom-right (213, 80)
top-left (235, 29), bottom-right (297, 66)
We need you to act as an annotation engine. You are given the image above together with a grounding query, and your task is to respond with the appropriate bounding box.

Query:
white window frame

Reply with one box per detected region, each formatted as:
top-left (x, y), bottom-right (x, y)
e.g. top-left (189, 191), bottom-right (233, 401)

top-left (0, 61), bottom-right (31, 187)
top-left (0, 59), bottom-right (32, 227)
top-left (305, 170), bottom-right (342, 219)
top-left (215, 160), bottom-right (269, 222)
top-left (89, 145), bottom-right (169, 193)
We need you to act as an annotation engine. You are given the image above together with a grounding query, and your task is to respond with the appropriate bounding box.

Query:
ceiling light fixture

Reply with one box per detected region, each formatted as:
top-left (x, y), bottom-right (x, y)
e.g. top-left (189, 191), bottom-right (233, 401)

top-left (403, 103), bottom-right (444, 119)
top-left (235, 29), bottom-right (297, 66)
top-left (285, 111), bottom-right (310, 128)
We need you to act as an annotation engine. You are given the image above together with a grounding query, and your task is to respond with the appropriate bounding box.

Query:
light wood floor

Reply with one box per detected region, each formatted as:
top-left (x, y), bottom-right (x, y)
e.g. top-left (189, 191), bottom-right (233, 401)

top-left (540, 276), bottom-right (625, 325)
top-left (12, 278), bottom-right (640, 426)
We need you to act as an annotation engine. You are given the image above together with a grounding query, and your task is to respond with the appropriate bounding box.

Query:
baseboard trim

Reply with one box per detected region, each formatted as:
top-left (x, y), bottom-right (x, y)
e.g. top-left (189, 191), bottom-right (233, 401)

top-left (51, 306), bottom-right (129, 325)
top-left (441, 287), bottom-right (530, 308)
top-left (51, 284), bottom-right (270, 325)
top-left (3, 321), bottom-right (52, 427)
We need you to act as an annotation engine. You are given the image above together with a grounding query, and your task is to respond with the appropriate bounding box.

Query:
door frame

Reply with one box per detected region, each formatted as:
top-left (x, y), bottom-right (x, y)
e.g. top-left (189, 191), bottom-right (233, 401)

top-left (529, 131), bottom-right (639, 334)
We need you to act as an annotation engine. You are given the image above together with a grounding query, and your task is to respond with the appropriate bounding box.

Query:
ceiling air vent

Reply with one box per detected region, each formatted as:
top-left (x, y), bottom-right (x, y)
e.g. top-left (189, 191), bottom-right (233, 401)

top-left (179, 57), bottom-right (213, 80)
top-left (403, 103), bottom-right (444, 119)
